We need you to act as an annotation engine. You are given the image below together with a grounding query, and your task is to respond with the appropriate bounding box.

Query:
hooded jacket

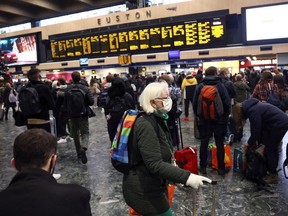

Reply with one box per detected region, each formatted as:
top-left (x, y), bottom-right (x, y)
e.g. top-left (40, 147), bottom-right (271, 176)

top-left (234, 80), bottom-right (250, 103)
top-left (242, 98), bottom-right (288, 145)
top-left (193, 76), bottom-right (231, 118)
top-left (181, 75), bottom-right (197, 99)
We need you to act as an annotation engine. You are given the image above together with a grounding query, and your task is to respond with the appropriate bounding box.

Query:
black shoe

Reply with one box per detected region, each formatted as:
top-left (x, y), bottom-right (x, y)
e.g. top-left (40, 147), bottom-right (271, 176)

top-left (199, 167), bottom-right (207, 174)
top-left (80, 149), bottom-right (87, 164)
top-left (218, 168), bottom-right (229, 176)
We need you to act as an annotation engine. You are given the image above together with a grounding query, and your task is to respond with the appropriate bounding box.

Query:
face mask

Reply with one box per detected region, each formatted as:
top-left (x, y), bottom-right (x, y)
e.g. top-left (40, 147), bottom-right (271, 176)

top-left (158, 97), bottom-right (172, 114)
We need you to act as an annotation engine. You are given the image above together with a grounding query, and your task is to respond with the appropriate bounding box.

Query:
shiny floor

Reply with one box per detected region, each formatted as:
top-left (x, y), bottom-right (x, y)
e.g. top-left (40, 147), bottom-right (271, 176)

top-left (1, 108), bottom-right (288, 216)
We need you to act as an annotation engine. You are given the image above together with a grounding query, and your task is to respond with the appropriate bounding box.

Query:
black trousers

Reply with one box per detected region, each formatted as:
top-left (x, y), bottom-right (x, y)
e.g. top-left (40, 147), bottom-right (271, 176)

top-left (199, 119), bottom-right (227, 170)
top-left (262, 128), bottom-right (287, 174)
top-left (184, 98), bottom-right (193, 117)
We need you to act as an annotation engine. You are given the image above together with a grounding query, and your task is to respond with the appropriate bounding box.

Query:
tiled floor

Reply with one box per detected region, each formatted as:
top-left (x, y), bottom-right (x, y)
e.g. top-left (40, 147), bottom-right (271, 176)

top-left (1, 108), bottom-right (288, 215)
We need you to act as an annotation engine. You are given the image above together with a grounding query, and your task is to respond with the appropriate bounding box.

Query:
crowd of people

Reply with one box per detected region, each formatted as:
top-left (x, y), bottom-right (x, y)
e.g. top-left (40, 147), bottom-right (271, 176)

top-left (0, 66), bottom-right (288, 215)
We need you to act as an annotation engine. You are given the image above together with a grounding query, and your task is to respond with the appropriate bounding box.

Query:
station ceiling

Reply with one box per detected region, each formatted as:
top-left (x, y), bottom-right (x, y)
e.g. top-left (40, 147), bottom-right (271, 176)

top-left (0, 0), bottom-right (132, 28)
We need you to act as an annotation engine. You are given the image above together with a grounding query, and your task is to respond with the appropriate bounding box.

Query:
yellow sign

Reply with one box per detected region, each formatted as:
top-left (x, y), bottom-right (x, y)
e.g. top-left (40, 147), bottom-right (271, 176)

top-left (118, 55), bottom-right (131, 65)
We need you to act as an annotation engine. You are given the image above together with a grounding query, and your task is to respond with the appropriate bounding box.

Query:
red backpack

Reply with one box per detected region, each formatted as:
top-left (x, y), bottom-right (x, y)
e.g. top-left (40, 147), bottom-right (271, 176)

top-left (197, 85), bottom-right (224, 120)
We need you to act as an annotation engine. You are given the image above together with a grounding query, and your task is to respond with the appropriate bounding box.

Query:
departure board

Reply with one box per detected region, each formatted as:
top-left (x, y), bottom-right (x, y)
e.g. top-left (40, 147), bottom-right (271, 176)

top-left (50, 16), bottom-right (225, 60)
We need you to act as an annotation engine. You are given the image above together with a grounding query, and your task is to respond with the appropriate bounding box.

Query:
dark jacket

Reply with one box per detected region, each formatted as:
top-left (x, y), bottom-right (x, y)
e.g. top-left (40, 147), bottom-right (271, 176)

top-left (123, 114), bottom-right (190, 215)
top-left (25, 81), bottom-right (55, 120)
top-left (104, 78), bottom-right (135, 117)
top-left (193, 76), bottom-right (231, 118)
top-left (0, 169), bottom-right (92, 216)
top-left (220, 77), bottom-right (236, 99)
top-left (64, 83), bottom-right (94, 118)
top-left (248, 72), bottom-right (260, 94)
top-left (3, 87), bottom-right (16, 108)
top-left (242, 98), bottom-right (288, 145)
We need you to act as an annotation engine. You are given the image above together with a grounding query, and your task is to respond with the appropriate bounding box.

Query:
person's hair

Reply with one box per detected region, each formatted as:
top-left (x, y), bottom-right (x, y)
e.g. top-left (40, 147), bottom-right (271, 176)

top-left (27, 68), bottom-right (40, 81)
top-left (219, 68), bottom-right (228, 77)
top-left (160, 74), bottom-right (172, 86)
top-left (5, 82), bottom-right (11, 88)
top-left (58, 77), bottom-right (66, 85)
top-left (232, 103), bottom-right (245, 130)
top-left (13, 129), bottom-right (57, 171)
top-left (139, 82), bottom-right (169, 114)
top-left (235, 74), bottom-right (243, 81)
top-left (71, 71), bottom-right (81, 83)
top-left (259, 71), bottom-right (273, 84)
top-left (274, 74), bottom-right (285, 89)
top-left (205, 66), bottom-right (218, 76)
top-left (106, 75), bottom-right (114, 83)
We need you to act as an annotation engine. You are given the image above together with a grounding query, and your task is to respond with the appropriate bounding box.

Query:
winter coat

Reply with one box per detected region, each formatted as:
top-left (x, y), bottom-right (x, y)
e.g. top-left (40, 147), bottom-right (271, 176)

top-left (123, 113), bottom-right (190, 215)
top-left (181, 76), bottom-right (197, 99)
top-left (234, 81), bottom-right (250, 103)
top-left (220, 77), bottom-right (236, 99)
top-left (193, 76), bottom-right (231, 119)
top-left (242, 98), bottom-right (288, 145)
top-left (3, 87), bottom-right (16, 108)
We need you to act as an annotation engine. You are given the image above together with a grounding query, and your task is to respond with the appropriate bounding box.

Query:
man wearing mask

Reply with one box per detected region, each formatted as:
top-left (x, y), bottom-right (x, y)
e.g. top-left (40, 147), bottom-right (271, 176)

top-left (0, 129), bottom-right (92, 216)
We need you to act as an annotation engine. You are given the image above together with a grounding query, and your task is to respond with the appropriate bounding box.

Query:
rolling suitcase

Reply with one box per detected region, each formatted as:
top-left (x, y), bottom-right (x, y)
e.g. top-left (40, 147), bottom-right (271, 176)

top-left (49, 111), bottom-right (57, 137)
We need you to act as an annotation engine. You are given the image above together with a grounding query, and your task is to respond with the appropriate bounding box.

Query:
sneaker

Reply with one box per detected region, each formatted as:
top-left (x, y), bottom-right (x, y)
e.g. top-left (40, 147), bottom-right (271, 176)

top-left (80, 149), bottom-right (88, 164)
top-left (52, 173), bottom-right (61, 180)
top-left (183, 116), bottom-right (189, 121)
top-left (65, 136), bottom-right (73, 142)
top-left (262, 174), bottom-right (278, 184)
top-left (57, 138), bottom-right (67, 144)
top-left (199, 167), bottom-right (207, 174)
top-left (227, 134), bottom-right (234, 145)
top-left (218, 168), bottom-right (229, 176)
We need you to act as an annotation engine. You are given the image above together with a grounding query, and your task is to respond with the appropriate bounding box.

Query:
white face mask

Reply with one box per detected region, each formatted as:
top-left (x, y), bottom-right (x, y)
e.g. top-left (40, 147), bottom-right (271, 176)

top-left (158, 97), bottom-right (172, 114)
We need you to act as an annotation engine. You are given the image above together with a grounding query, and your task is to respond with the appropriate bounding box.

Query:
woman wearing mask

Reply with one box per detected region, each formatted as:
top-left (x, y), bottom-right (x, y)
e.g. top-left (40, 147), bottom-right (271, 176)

top-left (122, 82), bottom-right (211, 216)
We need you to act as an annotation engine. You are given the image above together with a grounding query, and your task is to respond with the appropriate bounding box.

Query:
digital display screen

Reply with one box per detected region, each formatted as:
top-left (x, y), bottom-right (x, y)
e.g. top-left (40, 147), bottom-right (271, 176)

top-left (79, 58), bottom-right (89, 66)
top-left (50, 16), bottom-right (225, 60)
top-left (244, 3), bottom-right (288, 43)
top-left (168, 50), bottom-right (180, 59)
top-left (0, 34), bottom-right (38, 66)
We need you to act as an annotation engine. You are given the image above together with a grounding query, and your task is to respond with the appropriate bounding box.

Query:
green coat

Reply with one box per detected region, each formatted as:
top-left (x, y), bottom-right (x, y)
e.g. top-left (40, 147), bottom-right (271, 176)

top-left (234, 81), bottom-right (250, 103)
top-left (122, 113), bottom-right (190, 215)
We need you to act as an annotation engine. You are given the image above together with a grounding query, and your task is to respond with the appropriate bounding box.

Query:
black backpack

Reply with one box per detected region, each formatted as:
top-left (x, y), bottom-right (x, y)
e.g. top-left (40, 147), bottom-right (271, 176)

top-left (244, 145), bottom-right (267, 184)
top-left (18, 84), bottom-right (42, 116)
top-left (109, 94), bottom-right (127, 119)
top-left (67, 85), bottom-right (87, 118)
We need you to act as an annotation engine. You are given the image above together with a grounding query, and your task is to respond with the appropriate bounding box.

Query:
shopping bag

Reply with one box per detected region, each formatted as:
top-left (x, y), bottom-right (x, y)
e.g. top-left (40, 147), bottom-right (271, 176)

top-left (211, 144), bottom-right (232, 169)
top-left (174, 146), bottom-right (198, 174)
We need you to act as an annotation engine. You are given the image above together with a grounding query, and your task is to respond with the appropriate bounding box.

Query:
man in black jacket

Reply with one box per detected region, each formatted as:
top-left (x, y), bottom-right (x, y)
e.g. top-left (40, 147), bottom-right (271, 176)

top-left (64, 71), bottom-right (94, 163)
top-left (23, 68), bottom-right (55, 132)
top-left (0, 129), bottom-right (92, 216)
top-left (193, 66), bottom-right (231, 175)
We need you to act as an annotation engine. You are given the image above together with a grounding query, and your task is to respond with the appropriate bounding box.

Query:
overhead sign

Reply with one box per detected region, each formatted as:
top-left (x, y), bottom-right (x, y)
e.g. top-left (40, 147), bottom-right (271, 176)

top-left (50, 16), bottom-right (225, 60)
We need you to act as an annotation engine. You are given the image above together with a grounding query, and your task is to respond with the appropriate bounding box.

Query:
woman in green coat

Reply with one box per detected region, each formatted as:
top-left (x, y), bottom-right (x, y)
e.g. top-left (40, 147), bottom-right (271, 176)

top-left (122, 82), bottom-right (211, 216)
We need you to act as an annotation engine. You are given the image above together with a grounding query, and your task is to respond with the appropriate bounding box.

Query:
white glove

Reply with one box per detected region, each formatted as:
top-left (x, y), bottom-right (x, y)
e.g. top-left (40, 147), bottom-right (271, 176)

top-left (185, 173), bottom-right (212, 189)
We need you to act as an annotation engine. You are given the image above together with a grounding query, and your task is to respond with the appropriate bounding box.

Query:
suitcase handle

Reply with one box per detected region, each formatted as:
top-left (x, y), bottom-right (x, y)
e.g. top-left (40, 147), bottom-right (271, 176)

top-left (188, 146), bottom-right (195, 154)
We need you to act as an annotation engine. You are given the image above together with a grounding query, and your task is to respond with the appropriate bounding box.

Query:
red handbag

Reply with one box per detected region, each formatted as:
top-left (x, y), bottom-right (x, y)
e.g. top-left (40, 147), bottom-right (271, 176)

top-left (174, 146), bottom-right (198, 174)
